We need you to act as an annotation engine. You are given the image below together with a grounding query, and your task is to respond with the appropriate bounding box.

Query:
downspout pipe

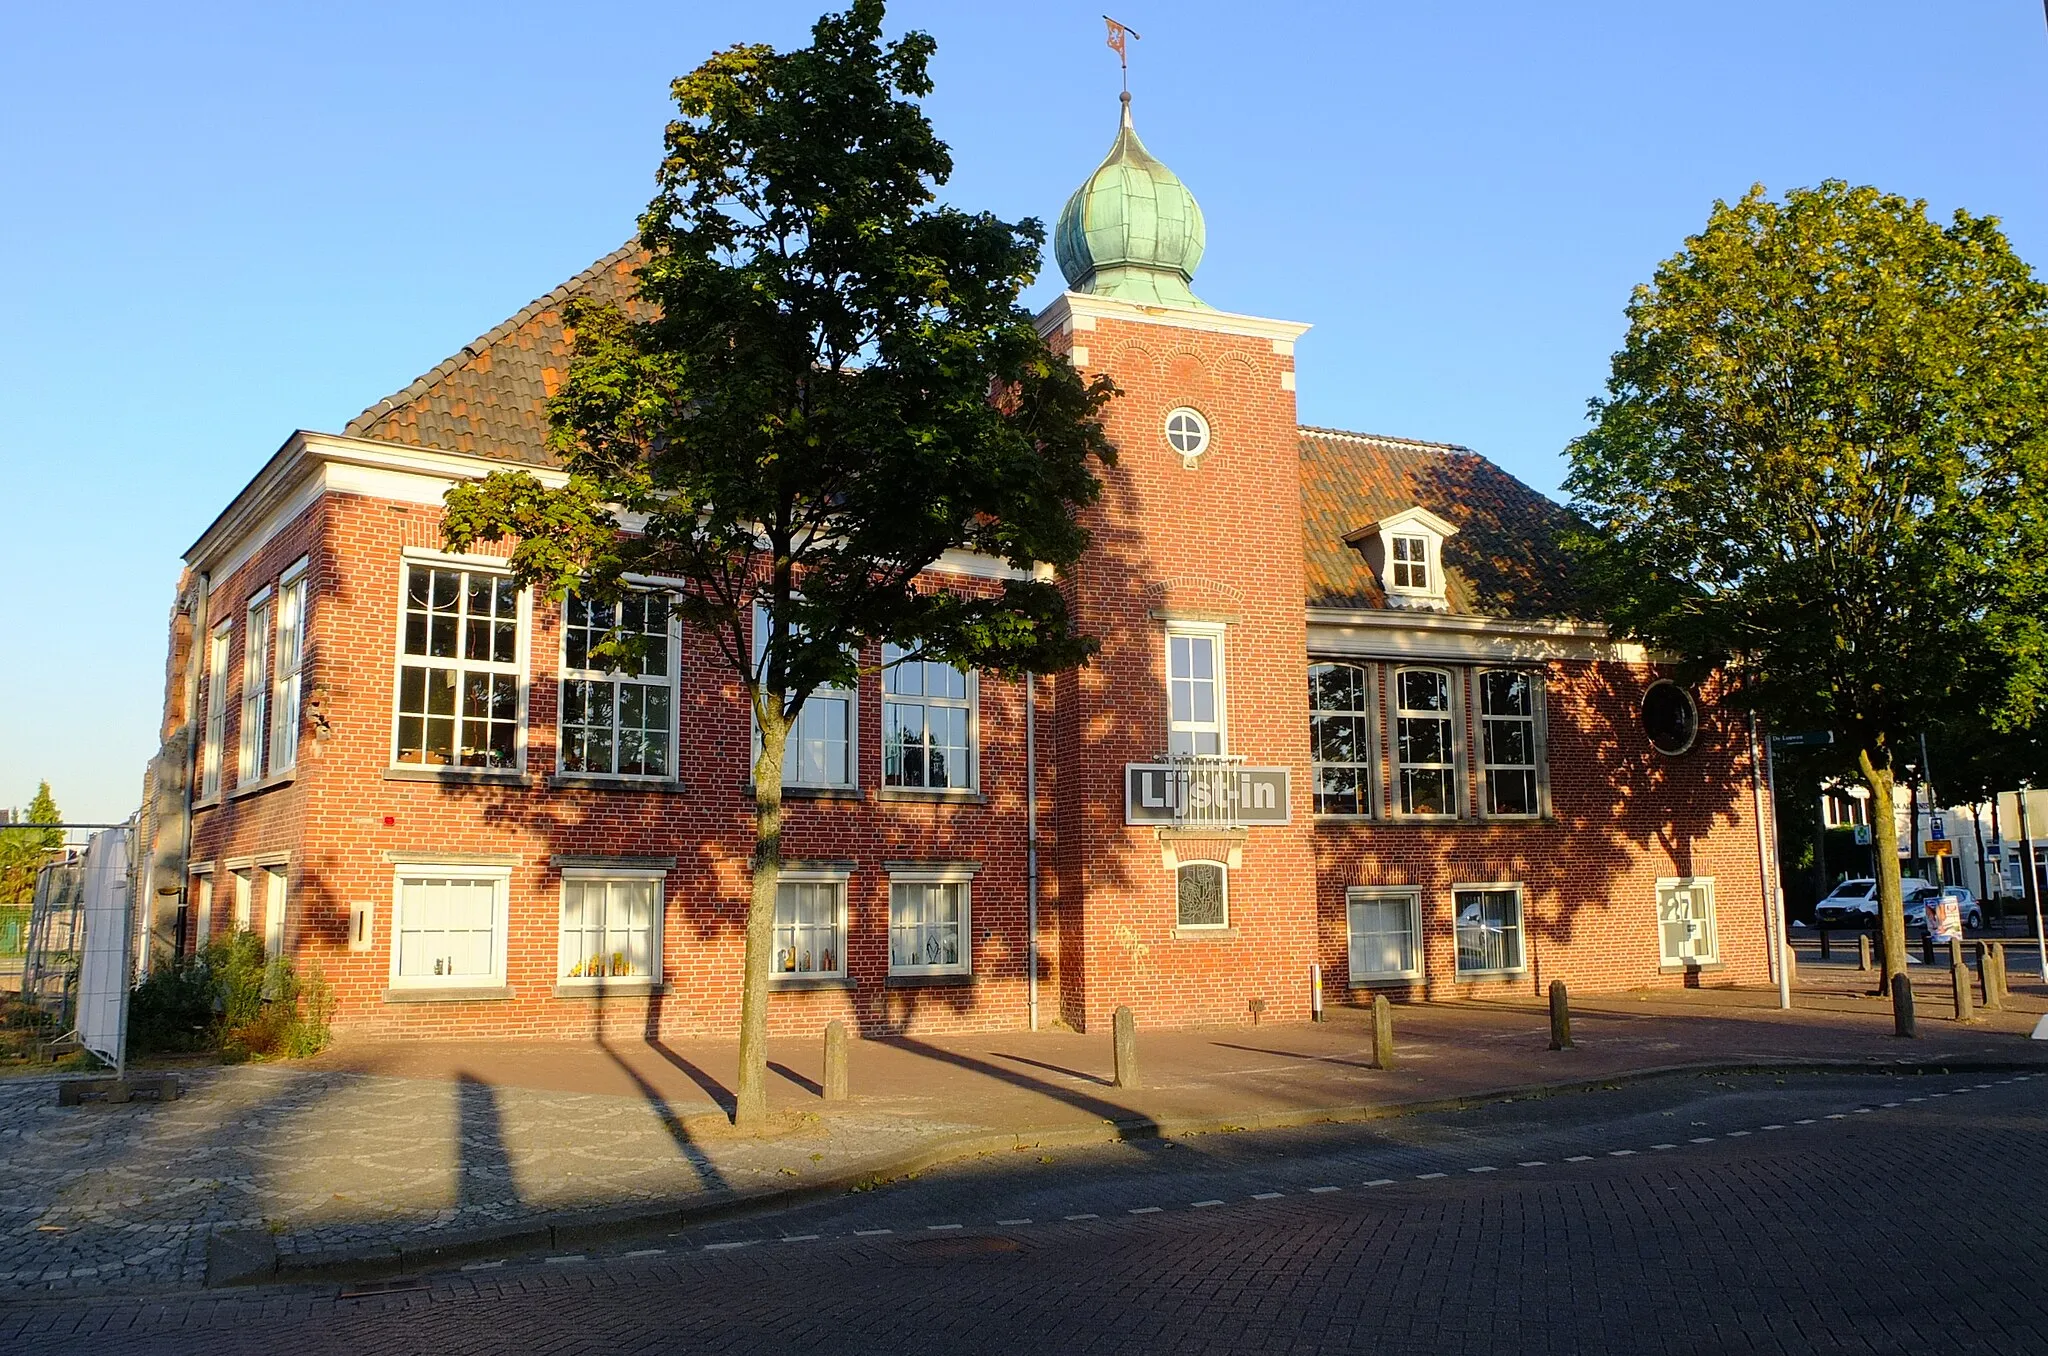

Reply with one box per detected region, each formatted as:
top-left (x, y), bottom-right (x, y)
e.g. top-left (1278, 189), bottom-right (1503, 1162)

top-left (1026, 671), bottom-right (1039, 1032)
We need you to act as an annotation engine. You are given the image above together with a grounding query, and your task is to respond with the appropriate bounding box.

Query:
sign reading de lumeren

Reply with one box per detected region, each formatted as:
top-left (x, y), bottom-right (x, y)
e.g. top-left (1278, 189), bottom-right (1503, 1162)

top-left (1124, 764), bottom-right (1292, 826)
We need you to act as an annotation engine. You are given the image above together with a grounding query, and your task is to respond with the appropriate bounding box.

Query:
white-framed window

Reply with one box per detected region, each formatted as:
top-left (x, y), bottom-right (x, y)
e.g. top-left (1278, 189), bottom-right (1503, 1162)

top-left (1478, 669), bottom-right (1541, 818)
top-left (773, 872), bottom-right (848, 979)
top-left (190, 866), bottom-right (214, 948)
top-left (270, 561), bottom-right (308, 775)
top-left (1164, 406), bottom-right (1210, 467)
top-left (1310, 662), bottom-right (1375, 816)
top-left (1454, 884), bottom-right (1525, 976)
top-left (231, 868), bottom-right (254, 931)
top-left (389, 866), bottom-right (511, 989)
top-left (1348, 888), bottom-right (1421, 982)
top-left (1656, 877), bottom-right (1719, 967)
top-left (883, 644), bottom-right (975, 790)
top-left (199, 621), bottom-right (230, 801)
top-left (1175, 859), bottom-right (1229, 929)
top-left (395, 562), bottom-right (524, 769)
top-left (560, 593), bottom-right (677, 778)
top-left (1393, 666), bottom-right (1458, 817)
top-left (753, 603), bottom-right (855, 788)
top-left (1389, 534), bottom-right (1432, 593)
top-left (558, 871), bottom-right (664, 983)
top-left (1165, 624), bottom-right (1225, 757)
top-left (888, 873), bottom-right (970, 976)
top-left (261, 862), bottom-right (288, 961)
top-left (238, 588), bottom-right (273, 783)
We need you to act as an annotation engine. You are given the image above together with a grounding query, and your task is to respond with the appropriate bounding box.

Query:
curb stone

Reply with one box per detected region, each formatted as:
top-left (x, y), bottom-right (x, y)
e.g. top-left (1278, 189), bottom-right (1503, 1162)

top-left (211, 1052), bottom-right (2048, 1287)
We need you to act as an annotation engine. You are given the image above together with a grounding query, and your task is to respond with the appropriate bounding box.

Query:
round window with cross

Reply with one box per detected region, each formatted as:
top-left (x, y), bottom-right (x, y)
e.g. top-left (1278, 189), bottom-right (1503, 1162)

top-left (1164, 407), bottom-right (1210, 468)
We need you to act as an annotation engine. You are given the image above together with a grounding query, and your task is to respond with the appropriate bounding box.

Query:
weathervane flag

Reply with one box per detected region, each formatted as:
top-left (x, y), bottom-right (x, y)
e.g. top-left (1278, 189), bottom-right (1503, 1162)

top-left (1104, 15), bottom-right (1141, 90)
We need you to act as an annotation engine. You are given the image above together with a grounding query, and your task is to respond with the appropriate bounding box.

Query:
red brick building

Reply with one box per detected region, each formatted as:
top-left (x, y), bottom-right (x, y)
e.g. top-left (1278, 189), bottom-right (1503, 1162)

top-left (143, 99), bottom-right (1782, 1041)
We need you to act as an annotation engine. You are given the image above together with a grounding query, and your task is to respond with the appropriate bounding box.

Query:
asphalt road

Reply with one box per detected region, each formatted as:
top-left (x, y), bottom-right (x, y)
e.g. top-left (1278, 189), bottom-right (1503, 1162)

top-left (6, 1069), bottom-right (2044, 1355)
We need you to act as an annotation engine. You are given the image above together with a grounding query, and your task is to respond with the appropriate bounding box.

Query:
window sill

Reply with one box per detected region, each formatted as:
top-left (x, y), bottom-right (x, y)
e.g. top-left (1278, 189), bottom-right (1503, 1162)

top-left (875, 788), bottom-right (986, 805)
top-left (382, 985), bottom-right (513, 1004)
top-left (1659, 959), bottom-right (1723, 975)
top-left (228, 771), bottom-right (297, 800)
top-left (885, 972), bottom-right (975, 989)
top-left (553, 980), bottom-right (664, 999)
top-left (383, 766), bottom-right (530, 787)
top-left (770, 976), bottom-right (856, 992)
top-left (548, 774), bottom-right (688, 793)
top-left (1171, 926), bottom-right (1239, 941)
top-left (1452, 968), bottom-right (1528, 981)
top-left (744, 784), bottom-right (863, 802)
top-left (193, 795), bottom-right (223, 812)
top-left (1349, 974), bottom-right (1422, 988)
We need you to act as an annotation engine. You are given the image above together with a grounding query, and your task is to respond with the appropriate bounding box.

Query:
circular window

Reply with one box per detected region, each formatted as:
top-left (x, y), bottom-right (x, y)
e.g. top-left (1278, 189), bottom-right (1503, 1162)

top-left (1164, 407), bottom-right (1210, 467)
top-left (1642, 681), bottom-right (1700, 756)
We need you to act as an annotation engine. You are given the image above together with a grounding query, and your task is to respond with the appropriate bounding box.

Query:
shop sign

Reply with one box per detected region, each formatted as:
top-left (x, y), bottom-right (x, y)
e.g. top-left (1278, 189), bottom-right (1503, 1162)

top-left (1125, 764), bottom-right (1291, 826)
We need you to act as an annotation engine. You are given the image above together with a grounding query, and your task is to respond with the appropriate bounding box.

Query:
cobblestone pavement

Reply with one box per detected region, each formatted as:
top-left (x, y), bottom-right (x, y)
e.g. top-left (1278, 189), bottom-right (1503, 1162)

top-left (0, 1063), bottom-right (963, 1297)
top-left (4, 1070), bottom-right (2042, 1354)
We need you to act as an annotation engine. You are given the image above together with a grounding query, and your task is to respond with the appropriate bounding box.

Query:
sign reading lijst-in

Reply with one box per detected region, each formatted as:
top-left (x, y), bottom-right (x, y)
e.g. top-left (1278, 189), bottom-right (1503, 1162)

top-left (1125, 763), bottom-right (1292, 826)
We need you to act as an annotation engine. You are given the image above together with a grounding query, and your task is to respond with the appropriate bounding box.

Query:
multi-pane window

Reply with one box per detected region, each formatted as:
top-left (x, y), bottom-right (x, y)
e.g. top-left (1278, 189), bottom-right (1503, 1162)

top-left (753, 605), bottom-right (854, 788)
top-left (883, 645), bottom-right (973, 790)
top-left (1166, 628), bottom-right (1224, 757)
top-left (559, 874), bottom-right (662, 982)
top-left (396, 565), bottom-right (522, 769)
top-left (889, 878), bottom-right (969, 975)
top-left (1393, 667), bottom-right (1457, 816)
top-left (270, 565), bottom-right (307, 775)
top-left (1656, 878), bottom-right (1719, 966)
top-left (239, 592), bottom-right (272, 783)
top-left (1348, 889), bottom-right (1421, 981)
top-left (200, 622), bottom-right (230, 800)
top-left (190, 870), bottom-right (214, 948)
top-left (261, 864), bottom-right (288, 961)
top-left (232, 869), bottom-right (253, 931)
top-left (1389, 534), bottom-right (1431, 591)
top-left (773, 878), bottom-right (846, 978)
top-left (1479, 670), bottom-right (1539, 817)
top-left (1176, 861), bottom-right (1228, 929)
top-left (392, 871), bottom-right (507, 987)
top-left (1310, 663), bottom-right (1374, 815)
top-left (1454, 885), bottom-right (1525, 975)
top-left (561, 594), bottom-right (674, 778)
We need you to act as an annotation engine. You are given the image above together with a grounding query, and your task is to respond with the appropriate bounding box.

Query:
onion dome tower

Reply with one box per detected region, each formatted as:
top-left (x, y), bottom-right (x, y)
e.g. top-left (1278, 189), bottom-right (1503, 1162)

top-left (1053, 93), bottom-right (1209, 309)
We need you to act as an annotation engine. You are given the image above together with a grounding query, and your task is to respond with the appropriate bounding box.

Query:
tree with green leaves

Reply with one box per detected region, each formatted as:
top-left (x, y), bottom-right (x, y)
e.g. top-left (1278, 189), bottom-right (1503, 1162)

top-left (1566, 180), bottom-right (2048, 1018)
top-left (0, 782), bottom-right (63, 905)
top-left (442, 1), bottom-right (1115, 1124)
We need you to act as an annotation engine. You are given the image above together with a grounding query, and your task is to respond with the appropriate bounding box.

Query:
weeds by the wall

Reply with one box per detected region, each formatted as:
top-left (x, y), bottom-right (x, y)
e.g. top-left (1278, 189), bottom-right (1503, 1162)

top-left (127, 931), bottom-right (332, 1061)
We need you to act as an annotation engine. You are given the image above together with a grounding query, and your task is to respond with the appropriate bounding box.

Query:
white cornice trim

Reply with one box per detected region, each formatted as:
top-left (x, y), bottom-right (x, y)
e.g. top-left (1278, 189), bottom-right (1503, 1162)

top-left (1306, 607), bottom-right (1653, 665)
top-left (1035, 292), bottom-right (1312, 346)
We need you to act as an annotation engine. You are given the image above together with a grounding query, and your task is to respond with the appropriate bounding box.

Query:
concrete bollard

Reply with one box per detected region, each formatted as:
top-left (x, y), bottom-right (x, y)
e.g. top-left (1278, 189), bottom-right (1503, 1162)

top-left (1977, 942), bottom-right (2003, 1011)
top-left (1548, 980), bottom-right (1574, 1051)
top-left (1819, 929), bottom-right (1831, 962)
top-left (1948, 937), bottom-right (1965, 969)
top-left (1992, 942), bottom-right (2011, 1007)
top-left (1952, 961), bottom-right (1976, 1022)
top-left (823, 1019), bottom-right (848, 1101)
top-left (1892, 973), bottom-right (1917, 1039)
top-left (1858, 935), bottom-right (1873, 972)
top-left (1113, 1005), bottom-right (1139, 1089)
top-left (1784, 942), bottom-right (1799, 985)
top-left (1371, 993), bottom-right (1394, 1070)
top-left (1922, 931), bottom-right (1936, 966)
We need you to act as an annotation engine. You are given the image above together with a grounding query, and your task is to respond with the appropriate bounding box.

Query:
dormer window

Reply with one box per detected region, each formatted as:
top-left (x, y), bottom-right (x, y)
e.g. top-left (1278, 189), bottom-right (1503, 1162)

top-left (1355, 506), bottom-right (1457, 610)
top-left (1389, 534), bottom-right (1431, 592)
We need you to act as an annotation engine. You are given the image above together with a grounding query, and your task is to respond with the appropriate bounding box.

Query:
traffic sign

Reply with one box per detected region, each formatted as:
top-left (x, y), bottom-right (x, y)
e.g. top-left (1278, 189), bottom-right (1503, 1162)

top-left (1930, 820), bottom-right (1946, 841)
top-left (1771, 730), bottom-right (1835, 749)
top-left (1854, 825), bottom-right (1872, 845)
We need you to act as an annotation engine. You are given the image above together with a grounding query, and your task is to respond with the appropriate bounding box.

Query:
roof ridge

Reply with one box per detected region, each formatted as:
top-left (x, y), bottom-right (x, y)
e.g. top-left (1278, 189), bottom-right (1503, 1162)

top-left (1297, 424), bottom-right (1474, 455)
top-left (345, 242), bottom-right (639, 435)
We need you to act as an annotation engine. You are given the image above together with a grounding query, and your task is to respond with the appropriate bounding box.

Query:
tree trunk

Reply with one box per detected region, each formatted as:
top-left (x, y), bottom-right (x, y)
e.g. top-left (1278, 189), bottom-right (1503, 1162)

top-left (735, 699), bottom-right (789, 1128)
top-left (1857, 746), bottom-right (1910, 994)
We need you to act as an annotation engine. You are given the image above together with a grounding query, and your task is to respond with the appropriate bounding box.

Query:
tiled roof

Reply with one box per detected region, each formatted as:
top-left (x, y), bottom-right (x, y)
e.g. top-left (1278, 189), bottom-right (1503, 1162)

top-left (343, 245), bottom-right (644, 466)
top-left (1299, 426), bottom-right (1585, 619)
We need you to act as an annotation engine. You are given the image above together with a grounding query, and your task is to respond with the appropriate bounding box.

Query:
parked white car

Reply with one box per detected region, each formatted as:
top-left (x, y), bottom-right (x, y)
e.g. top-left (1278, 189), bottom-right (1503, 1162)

top-left (1813, 877), bottom-right (1938, 930)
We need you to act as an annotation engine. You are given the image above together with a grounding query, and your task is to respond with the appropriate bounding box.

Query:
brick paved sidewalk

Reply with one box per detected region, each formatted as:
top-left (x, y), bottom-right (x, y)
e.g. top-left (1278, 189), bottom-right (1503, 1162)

top-left (4, 970), bottom-right (2044, 1301)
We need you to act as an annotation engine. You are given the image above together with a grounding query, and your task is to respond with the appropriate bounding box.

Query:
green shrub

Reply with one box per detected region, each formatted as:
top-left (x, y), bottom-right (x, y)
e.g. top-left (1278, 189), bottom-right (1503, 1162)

top-left (127, 930), bottom-right (332, 1062)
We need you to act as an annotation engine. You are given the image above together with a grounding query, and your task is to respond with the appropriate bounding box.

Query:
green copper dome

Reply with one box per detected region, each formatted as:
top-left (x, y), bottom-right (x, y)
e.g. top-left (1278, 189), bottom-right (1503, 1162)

top-left (1054, 94), bottom-right (1208, 309)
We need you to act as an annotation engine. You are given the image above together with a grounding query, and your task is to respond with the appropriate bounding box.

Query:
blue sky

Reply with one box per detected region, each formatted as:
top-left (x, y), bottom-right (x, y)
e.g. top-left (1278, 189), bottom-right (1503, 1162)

top-left (3, 1), bottom-right (2044, 822)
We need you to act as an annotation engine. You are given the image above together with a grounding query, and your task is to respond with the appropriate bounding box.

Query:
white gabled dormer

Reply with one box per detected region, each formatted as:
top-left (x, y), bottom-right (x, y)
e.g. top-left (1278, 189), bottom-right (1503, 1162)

top-left (1353, 506), bottom-right (1456, 611)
